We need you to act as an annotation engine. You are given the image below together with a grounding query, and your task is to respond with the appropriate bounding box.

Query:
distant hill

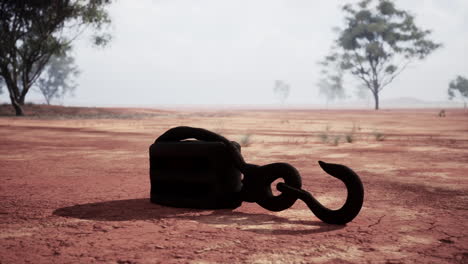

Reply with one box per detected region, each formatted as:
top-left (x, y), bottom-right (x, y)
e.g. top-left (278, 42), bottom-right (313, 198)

top-left (303, 97), bottom-right (463, 109)
top-left (380, 97), bottom-right (462, 108)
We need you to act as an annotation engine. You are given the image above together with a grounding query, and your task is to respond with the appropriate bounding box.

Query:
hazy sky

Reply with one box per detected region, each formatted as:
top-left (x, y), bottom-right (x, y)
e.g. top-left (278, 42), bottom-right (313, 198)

top-left (12, 0), bottom-right (468, 106)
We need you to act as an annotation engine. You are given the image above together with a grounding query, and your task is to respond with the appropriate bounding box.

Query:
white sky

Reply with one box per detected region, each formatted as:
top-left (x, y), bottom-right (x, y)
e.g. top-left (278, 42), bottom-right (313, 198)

top-left (10, 0), bottom-right (468, 106)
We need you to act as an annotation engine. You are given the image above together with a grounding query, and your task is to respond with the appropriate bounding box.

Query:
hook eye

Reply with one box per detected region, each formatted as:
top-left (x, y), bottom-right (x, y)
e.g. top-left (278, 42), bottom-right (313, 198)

top-left (255, 163), bottom-right (302, 212)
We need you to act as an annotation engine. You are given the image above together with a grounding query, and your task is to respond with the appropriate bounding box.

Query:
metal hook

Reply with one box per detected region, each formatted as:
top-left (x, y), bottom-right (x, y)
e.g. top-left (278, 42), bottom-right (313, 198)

top-left (277, 161), bottom-right (364, 225)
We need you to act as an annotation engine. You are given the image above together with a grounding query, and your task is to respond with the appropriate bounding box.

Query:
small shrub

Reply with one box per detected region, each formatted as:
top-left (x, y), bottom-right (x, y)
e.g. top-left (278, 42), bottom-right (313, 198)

top-left (345, 122), bottom-right (358, 143)
top-left (213, 120), bottom-right (225, 134)
top-left (240, 134), bottom-right (252, 147)
top-left (318, 124), bottom-right (331, 143)
top-left (438, 109), bottom-right (446, 117)
top-left (332, 135), bottom-right (341, 146)
top-left (319, 133), bottom-right (329, 143)
top-left (373, 131), bottom-right (385, 141)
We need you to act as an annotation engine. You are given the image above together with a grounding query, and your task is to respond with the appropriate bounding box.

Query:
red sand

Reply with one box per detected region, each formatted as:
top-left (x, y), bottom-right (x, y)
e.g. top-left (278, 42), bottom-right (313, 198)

top-left (1, 108), bottom-right (467, 263)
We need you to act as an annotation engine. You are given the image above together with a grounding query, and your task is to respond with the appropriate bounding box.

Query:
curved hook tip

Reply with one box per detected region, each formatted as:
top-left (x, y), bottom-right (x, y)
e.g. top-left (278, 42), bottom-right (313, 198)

top-left (314, 160), bottom-right (364, 224)
top-left (318, 160), bottom-right (327, 167)
top-left (318, 160), bottom-right (341, 180)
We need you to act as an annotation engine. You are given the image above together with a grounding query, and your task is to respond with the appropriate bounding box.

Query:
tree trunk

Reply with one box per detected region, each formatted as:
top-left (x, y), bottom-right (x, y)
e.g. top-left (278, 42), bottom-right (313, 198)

top-left (19, 92), bottom-right (26, 105)
top-left (9, 96), bottom-right (24, 116)
top-left (1, 72), bottom-right (25, 116)
top-left (373, 91), bottom-right (379, 110)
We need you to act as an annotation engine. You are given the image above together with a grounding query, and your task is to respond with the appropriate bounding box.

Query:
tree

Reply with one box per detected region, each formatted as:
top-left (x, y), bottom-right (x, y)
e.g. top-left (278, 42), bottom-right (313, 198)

top-left (36, 51), bottom-right (80, 105)
top-left (448, 75), bottom-right (468, 110)
top-left (320, 0), bottom-right (441, 110)
top-left (0, 0), bottom-right (112, 116)
top-left (318, 51), bottom-right (346, 106)
top-left (273, 80), bottom-right (290, 104)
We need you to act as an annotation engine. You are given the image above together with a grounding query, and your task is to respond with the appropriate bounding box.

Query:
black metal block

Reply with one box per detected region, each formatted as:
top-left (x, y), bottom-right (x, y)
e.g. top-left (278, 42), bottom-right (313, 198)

top-left (149, 140), bottom-right (242, 209)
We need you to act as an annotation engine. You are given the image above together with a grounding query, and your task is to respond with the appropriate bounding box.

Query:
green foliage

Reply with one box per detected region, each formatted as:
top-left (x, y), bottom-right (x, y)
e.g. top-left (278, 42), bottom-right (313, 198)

top-left (448, 76), bottom-right (468, 105)
top-left (0, 0), bottom-right (112, 115)
top-left (320, 0), bottom-right (441, 110)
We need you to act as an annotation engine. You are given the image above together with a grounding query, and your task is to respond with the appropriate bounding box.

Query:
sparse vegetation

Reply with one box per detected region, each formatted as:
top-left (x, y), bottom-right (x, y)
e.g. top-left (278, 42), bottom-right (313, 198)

top-left (319, 123), bottom-right (360, 145)
top-left (345, 122), bottom-right (358, 143)
top-left (318, 124), bottom-right (357, 146)
top-left (0, 104), bottom-right (166, 119)
top-left (316, 122), bottom-right (388, 145)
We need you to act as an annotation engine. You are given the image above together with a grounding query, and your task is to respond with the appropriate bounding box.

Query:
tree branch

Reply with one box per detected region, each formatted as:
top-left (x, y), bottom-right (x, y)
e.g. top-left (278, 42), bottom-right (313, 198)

top-left (351, 50), bottom-right (374, 92)
top-left (380, 59), bottom-right (411, 90)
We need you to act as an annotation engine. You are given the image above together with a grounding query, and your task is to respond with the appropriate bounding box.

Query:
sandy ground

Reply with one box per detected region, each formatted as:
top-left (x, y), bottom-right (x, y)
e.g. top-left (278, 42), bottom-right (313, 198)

top-left (0, 108), bottom-right (467, 264)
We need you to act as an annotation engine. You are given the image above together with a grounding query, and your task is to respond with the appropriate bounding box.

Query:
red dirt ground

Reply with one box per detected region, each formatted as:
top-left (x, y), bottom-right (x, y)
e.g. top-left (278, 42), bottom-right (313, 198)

top-left (1, 107), bottom-right (467, 264)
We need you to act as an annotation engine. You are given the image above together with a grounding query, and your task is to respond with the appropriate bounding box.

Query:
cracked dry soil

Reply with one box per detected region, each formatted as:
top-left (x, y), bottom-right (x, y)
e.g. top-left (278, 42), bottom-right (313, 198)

top-left (1, 108), bottom-right (467, 264)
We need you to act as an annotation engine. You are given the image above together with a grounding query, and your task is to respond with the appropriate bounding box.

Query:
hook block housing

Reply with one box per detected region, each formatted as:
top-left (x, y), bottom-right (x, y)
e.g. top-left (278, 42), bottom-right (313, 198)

top-left (149, 141), bottom-right (242, 209)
